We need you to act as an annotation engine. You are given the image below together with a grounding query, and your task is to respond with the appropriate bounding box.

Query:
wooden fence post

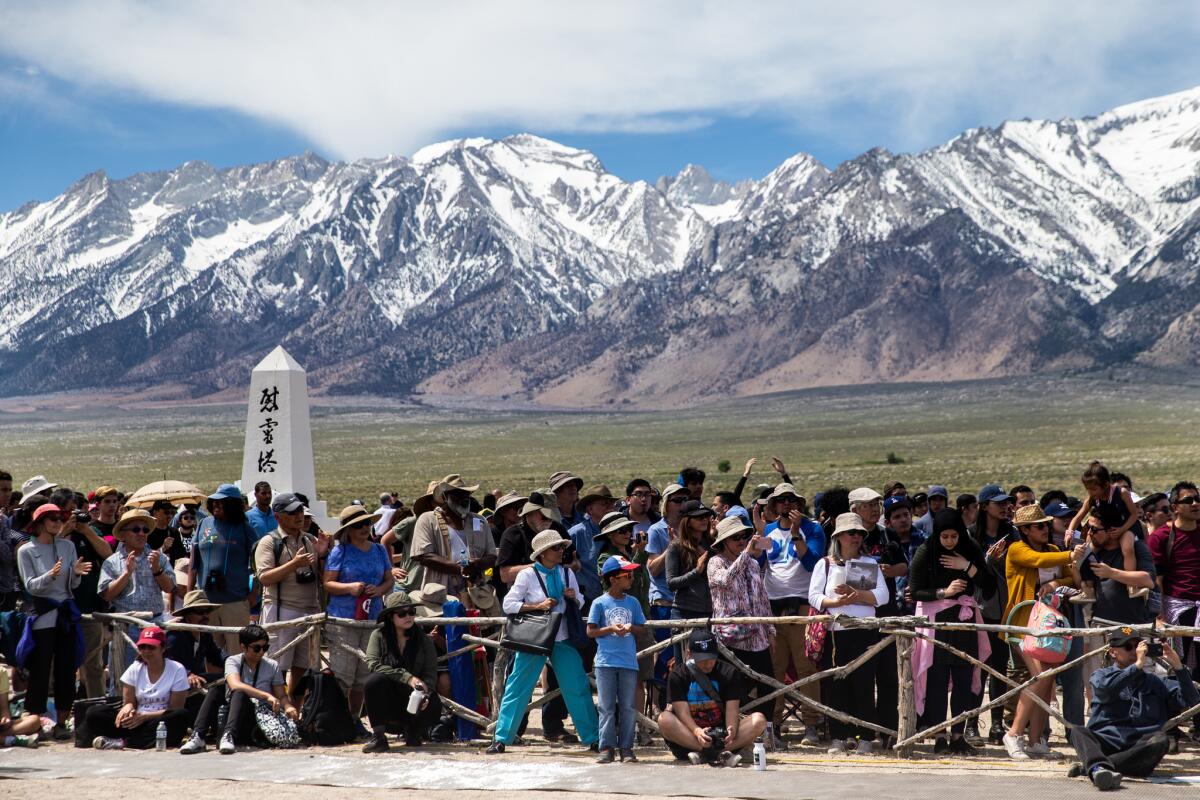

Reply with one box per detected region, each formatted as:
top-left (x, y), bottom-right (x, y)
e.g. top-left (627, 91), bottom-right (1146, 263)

top-left (894, 633), bottom-right (915, 757)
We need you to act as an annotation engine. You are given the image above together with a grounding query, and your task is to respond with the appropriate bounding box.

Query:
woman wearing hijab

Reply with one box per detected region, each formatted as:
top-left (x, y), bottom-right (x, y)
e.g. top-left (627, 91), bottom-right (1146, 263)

top-left (909, 509), bottom-right (995, 755)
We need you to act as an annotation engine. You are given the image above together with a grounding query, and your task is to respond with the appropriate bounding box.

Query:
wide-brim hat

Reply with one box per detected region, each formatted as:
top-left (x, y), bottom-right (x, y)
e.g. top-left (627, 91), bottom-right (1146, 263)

top-left (494, 491), bottom-right (528, 516)
top-left (333, 505), bottom-right (382, 537)
top-left (21, 475), bottom-right (58, 497)
top-left (113, 509), bottom-right (156, 539)
top-left (172, 589), bottom-right (220, 617)
top-left (379, 590), bottom-right (419, 620)
top-left (520, 493), bottom-right (562, 524)
top-left (832, 512), bottom-right (868, 537)
top-left (549, 471), bottom-right (584, 493)
top-left (767, 483), bottom-right (800, 505)
top-left (410, 583), bottom-right (452, 617)
top-left (848, 487), bottom-right (883, 504)
top-left (577, 484), bottom-right (616, 511)
top-left (412, 480), bottom-right (441, 517)
top-left (595, 511), bottom-right (636, 540)
top-left (530, 530), bottom-right (569, 560)
top-left (1013, 504), bottom-right (1053, 528)
top-left (433, 474), bottom-right (480, 503)
top-left (710, 515), bottom-right (753, 548)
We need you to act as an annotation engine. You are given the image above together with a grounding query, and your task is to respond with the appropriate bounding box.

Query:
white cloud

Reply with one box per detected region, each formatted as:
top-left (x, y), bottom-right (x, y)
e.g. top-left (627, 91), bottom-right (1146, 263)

top-left (0, 1), bottom-right (1198, 160)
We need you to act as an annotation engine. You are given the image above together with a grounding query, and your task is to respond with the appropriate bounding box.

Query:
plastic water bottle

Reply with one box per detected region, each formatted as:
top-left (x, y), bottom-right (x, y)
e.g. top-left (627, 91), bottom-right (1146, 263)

top-left (753, 737), bottom-right (767, 770)
top-left (156, 721), bottom-right (167, 752)
top-left (459, 548), bottom-right (470, 569)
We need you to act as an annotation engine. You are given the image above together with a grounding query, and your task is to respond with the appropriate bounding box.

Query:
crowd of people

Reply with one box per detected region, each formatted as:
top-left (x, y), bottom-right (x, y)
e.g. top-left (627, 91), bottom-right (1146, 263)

top-left (1, 458), bottom-right (1198, 791)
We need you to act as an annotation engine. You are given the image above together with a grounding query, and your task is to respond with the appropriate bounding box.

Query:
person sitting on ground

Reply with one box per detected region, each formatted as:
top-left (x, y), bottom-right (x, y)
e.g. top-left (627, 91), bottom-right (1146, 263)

top-left (0, 663), bottom-right (41, 747)
top-left (657, 629), bottom-right (767, 767)
top-left (908, 509), bottom-right (995, 755)
top-left (165, 590), bottom-right (225, 727)
top-left (1066, 629), bottom-right (1199, 791)
top-left (361, 591), bottom-right (441, 753)
top-left (88, 626), bottom-right (190, 749)
top-left (487, 529), bottom-right (598, 754)
top-left (182, 624), bottom-right (298, 754)
top-left (589, 555), bottom-right (647, 764)
top-left (1068, 462), bottom-right (1145, 603)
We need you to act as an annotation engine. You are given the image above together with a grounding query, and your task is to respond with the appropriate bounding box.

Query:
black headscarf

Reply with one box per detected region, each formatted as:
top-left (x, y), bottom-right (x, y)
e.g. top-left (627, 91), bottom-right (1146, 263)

top-left (918, 509), bottom-right (986, 592)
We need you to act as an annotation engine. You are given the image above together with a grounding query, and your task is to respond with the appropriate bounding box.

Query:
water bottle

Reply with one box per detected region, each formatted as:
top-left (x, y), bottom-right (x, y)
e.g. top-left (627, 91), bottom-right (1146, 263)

top-left (156, 721), bottom-right (167, 752)
top-left (753, 736), bottom-right (767, 771)
top-left (458, 548), bottom-right (469, 568)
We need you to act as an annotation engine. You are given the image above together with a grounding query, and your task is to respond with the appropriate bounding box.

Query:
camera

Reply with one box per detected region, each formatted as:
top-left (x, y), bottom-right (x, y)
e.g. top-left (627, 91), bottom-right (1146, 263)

top-left (703, 725), bottom-right (727, 753)
top-left (204, 570), bottom-right (227, 593)
top-left (73, 511), bottom-right (91, 524)
top-left (295, 569), bottom-right (317, 584)
top-left (1147, 640), bottom-right (1164, 659)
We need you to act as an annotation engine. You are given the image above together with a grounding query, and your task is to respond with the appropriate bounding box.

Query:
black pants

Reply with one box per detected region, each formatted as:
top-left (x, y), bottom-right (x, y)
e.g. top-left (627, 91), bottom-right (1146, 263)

top-left (828, 629), bottom-right (879, 741)
top-left (541, 665), bottom-right (568, 735)
top-left (363, 672), bottom-right (443, 741)
top-left (25, 626), bottom-right (77, 718)
top-left (874, 636), bottom-right (898, 737)
top-left (921, 662), bottom-right (975, 736)
top-left (85, 704), bottom-right (190, 748)
top-left (191, 685), bottom-right (257, 743)
top-left (1069, 727), bottom-right (1170, 778)
top-left (973, 628), bottom-right (1009, 726)
top-left (729, 646), bottom-right (775, 724)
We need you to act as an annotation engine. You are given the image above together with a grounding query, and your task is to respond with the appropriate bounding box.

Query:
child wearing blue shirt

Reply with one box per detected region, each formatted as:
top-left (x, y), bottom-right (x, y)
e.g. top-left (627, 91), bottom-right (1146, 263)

top-left (588, 555), bottom-right (647, 764)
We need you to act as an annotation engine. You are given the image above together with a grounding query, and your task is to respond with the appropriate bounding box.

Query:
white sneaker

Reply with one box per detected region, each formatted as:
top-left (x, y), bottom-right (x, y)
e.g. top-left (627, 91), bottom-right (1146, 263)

top-left (218, 733), bottom-right (236, 754)
top-left (687, 751), bottom-right (704, 765)
top-left (180, 734), bottom-right (206, 754)
top-left (722, 750), bottom-right (742, 767)
top-left (1026, 740), bottom-right (1062, 759)
top-left (827, 738), bottom-right (848, 754)
top-left (1002, 732), bottom-right (1030, 760)
top-left (856, 739), bottom-right (874, 755)
top-left (92, 736), bottom-right (125, 750)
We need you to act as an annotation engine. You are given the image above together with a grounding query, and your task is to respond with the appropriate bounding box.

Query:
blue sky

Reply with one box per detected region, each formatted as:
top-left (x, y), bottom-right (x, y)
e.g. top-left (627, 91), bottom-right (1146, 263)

top-left (2, 2), bottom-right (1200, 213)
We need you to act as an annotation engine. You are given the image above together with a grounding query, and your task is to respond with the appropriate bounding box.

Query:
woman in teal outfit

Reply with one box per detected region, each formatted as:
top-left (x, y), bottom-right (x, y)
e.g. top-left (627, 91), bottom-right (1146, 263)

top-left (487, 528), bottom-right (598, 753)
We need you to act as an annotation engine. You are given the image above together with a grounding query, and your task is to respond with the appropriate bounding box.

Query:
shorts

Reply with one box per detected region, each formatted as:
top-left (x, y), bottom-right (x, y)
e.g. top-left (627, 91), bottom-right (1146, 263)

top-left (208, 599), bottom-right (251, 656)
top-left (327, 623), bottom-right (373, 692)
top-left (262, 603), bottom-right (317, 672)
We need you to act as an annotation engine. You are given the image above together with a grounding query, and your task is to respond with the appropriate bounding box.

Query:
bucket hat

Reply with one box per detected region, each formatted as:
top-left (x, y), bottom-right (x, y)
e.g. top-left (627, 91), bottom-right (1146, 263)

top-left (595, 511), bottom-right (636, 540)
top-left (710, 515), bottom-right (754, 548)
top-left (530, 530), bottom-right (569, 560)
top-left (172, 589), bottom-right (220, 617)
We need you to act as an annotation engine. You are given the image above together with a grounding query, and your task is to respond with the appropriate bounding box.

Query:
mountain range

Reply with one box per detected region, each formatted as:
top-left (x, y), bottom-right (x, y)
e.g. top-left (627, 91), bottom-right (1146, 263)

top-left (2, 86), bottom-right (1199, 407)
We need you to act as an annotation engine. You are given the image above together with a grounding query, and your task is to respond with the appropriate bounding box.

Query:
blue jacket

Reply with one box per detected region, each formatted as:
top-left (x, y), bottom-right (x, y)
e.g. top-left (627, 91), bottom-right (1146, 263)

top-left (568, 516), bottom-right (603, 603)
top-left (1087, 664), bottom-right (1200, 750)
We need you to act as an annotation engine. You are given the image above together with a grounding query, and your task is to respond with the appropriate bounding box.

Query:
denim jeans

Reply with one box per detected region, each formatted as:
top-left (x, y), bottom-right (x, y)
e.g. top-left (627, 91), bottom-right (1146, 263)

top-left (596, 666), bottom-right (638, 749)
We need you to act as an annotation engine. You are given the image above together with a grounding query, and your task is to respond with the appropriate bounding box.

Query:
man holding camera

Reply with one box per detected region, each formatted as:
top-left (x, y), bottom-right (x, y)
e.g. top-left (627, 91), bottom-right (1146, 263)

top-left (256, 492), bottom-right (330, 695)
top-left (1067, 629), bottom-right (1198, 790)
top-left (657, 630), bottom-right (767, 767)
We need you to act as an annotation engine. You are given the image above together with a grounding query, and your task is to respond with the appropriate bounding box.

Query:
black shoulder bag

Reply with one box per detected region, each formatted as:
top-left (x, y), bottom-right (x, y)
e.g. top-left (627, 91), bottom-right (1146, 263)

top-left (499, 569), bottom-right (562, 656)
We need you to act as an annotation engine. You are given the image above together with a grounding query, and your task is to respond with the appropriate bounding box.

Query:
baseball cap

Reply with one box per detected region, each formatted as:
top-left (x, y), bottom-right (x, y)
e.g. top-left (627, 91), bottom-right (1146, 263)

top-left (271, 492), bottom-right (305, 514)
top-left (136, 626), bottom-right (168, 648)
top-left (978, 484), bottom-right (1012, 505)
top-left (883, 495), bottom-right (912, 516)
top-left (927, 485), bottom-right (949, 500)
top-left (600, 555), bottom-right (640, 577)
top-left (1108, 628), bottom-right (1141, 648)
top-left (1043, 501), bottom-right (1074, 519)
top-left (688, 629), bottom-right (719, 661)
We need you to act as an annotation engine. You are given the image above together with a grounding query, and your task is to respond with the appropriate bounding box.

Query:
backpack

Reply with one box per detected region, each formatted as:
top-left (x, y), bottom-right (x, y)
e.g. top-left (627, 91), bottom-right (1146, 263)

top-left (295, 667), bottom-right (358, 745)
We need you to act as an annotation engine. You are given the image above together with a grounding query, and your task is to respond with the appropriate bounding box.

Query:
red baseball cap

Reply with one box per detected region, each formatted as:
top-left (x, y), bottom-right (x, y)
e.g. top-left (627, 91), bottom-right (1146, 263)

top-left (31, 504), bottom-right (64, 523)
top-left (136, 626), bottom-right (167, 648)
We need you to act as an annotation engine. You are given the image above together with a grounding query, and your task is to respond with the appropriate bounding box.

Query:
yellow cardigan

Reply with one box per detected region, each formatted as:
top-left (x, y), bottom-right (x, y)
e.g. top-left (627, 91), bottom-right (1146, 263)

top-left (1003, 541), bottom-right (1074, 634)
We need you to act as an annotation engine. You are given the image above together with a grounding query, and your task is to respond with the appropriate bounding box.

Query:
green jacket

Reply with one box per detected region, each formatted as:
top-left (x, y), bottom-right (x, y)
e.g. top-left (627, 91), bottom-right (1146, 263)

top-left (596, 543), bottom-right (651, 618)
top-left (365, 627), bottom-right (438, 688)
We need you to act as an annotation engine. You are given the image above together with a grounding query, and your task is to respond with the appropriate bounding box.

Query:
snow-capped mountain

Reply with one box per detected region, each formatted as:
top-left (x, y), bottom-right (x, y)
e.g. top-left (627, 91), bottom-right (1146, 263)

top-left (2, 86), bottom-right (1199, 403)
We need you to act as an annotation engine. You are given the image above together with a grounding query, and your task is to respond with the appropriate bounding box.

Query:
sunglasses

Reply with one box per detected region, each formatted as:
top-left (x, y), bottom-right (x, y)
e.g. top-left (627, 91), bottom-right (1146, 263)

top-left (1175, 496), bottom-right (1200, 506)
top-left (392, 608), bottom-right (417, 618)
top-left (125, 525), bottom-right (151, 534)
top-left (246, 643), bottom-right (269, 653)
top-left (732, 533), bottom-right (752, 542)
top-left (548, 543), bottom-right (568, 551)
top-left (844, 530), bottom-right (865, 537)
top-left (348, 520), bottom-right (372, 529)
top-left (667, 496), bottom-right (687, 504)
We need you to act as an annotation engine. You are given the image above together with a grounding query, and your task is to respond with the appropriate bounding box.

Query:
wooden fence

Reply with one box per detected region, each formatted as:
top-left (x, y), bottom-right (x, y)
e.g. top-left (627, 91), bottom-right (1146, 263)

top-left (90, 611), bottom-right (1200, 757)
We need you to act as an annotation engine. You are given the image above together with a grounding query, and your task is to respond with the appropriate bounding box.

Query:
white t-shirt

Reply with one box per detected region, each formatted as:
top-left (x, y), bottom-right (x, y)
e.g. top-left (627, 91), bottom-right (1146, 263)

top-left (120, 659), bottom-right (190, 712)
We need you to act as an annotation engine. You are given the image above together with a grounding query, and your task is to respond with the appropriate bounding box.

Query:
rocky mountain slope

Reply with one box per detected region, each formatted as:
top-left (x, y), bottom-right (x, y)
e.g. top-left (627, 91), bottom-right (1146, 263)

top-left (2, 87), bottom-right (1199, 406)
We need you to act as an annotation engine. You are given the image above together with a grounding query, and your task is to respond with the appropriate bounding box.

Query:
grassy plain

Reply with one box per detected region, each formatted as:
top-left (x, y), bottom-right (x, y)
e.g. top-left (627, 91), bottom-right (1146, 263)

top-left (1, 374), bottom-right (1196, 508)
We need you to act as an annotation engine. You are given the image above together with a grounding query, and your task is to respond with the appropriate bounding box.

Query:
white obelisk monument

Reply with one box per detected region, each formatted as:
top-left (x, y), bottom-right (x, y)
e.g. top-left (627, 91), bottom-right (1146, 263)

top-left (239, 346), bottom-right (333, 530)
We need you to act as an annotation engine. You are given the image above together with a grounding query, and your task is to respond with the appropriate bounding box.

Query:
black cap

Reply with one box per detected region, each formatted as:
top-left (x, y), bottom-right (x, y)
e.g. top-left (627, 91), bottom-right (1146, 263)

top-left (271, 492), bottom-right (304, 514)
top-left (1108, 628), bottom-right (1142, 648)
top-left (679, 499), bottom-right (715, 518)
top-left (688, 629), bottom-right (718, 661)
